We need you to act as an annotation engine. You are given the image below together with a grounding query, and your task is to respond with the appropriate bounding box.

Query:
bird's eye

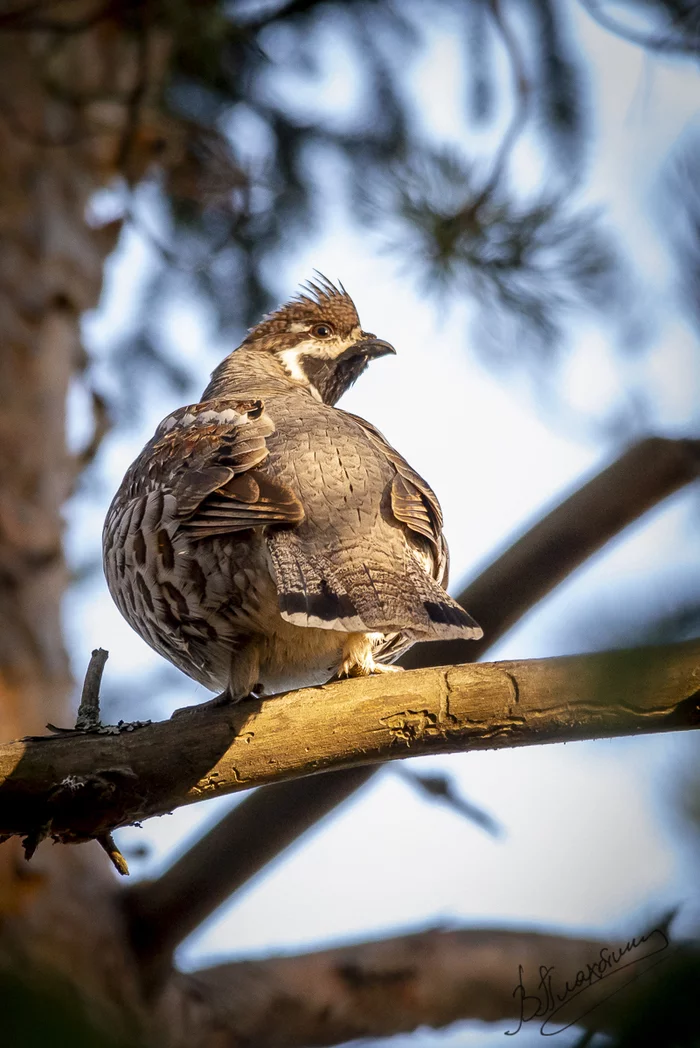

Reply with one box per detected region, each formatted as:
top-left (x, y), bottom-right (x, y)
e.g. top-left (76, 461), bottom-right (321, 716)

top-left (311, 323), bottom-right (333, 338)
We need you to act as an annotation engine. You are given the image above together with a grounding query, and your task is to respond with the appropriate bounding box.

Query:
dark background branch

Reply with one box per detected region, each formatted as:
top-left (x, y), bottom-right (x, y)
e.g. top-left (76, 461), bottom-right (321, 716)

top-left (160, 924), bottom-right (696, 1047)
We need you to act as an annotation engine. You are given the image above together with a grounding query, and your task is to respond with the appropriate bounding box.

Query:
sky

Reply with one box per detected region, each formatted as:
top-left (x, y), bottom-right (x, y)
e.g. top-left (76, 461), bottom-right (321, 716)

top-left (68, 3), bottom-right (700, 1045)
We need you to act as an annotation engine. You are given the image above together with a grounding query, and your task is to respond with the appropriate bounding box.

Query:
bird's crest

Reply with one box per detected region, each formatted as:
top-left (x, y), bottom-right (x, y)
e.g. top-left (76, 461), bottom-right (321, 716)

top-left (243, 272), bottom-right (360, 347)
top-left (292, 272), bottom-right (349, 309)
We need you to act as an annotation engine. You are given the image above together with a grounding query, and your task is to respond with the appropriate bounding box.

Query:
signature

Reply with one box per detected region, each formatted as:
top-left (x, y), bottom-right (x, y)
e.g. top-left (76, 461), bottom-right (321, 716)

top-left (506, 928), bottom-right (670, 1036)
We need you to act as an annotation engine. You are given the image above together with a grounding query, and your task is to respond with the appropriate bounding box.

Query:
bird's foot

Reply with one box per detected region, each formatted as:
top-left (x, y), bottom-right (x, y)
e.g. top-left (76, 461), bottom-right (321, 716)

top-left (171, 686), bottom-right (263, 719)
top-left (338, 632), bottom-right (405, 678)
top-left (340, 662), bottom-right (404, 678)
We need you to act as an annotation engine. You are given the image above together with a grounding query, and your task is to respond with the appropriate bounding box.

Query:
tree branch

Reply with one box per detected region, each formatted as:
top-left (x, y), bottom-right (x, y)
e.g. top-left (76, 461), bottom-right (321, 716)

top-left (158, 924), bottom-right (685, 1047)
top-left (1, 640), bottom-right (698, 850)
top-left (122, 436), bottom-right (700, 968)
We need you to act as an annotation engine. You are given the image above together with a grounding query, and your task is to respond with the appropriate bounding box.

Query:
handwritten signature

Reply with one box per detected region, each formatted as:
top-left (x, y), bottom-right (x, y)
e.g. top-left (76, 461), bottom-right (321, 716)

top-left (506, 927), bottom-right (670, 1036)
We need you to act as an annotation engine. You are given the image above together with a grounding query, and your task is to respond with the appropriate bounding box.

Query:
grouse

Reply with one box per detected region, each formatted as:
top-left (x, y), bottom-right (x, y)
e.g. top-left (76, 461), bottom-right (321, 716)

top-left (103, 276), bottom-right (482, 701)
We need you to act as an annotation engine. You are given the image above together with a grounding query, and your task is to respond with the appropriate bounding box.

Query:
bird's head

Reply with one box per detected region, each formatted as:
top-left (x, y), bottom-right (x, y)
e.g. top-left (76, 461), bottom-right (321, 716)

top-left (239, 275), bottom-right (395, 405)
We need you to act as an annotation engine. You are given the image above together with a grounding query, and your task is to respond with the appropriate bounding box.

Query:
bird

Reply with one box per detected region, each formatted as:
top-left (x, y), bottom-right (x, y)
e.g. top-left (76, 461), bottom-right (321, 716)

top-left (103, 275), bottom-right (482, 703)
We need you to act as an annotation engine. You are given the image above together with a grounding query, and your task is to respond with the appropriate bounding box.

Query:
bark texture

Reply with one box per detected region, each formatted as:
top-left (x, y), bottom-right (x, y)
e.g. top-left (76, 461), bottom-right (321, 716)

top-left (1, 640), bottom-right (698, 845)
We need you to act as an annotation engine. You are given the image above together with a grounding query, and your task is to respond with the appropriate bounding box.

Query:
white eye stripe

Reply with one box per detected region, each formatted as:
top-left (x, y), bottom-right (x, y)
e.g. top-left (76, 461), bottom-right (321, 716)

top-left (278, 338), bottom-right (349, 364)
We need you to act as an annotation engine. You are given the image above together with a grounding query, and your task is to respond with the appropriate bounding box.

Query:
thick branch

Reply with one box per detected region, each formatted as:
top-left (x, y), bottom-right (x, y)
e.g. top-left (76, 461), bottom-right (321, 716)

top-left (1, 641), bottom-right (698, 846)
top-left (159, 925), bottom-right (683, 1047)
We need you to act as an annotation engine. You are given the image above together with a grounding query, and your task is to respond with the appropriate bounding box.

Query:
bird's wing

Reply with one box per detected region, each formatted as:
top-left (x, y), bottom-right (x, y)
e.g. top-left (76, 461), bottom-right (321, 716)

top-left (341, 410), bottom-right (481, 644)
top-left (342, 411), bottom-right (449, 585)
top-left (133, 398), bottom-right (304, 539)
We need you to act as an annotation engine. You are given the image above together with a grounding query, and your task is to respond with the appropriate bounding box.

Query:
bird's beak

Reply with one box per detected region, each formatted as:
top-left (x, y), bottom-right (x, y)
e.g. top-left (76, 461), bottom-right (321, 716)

top-left (353, 336), bottom-right (396, 360)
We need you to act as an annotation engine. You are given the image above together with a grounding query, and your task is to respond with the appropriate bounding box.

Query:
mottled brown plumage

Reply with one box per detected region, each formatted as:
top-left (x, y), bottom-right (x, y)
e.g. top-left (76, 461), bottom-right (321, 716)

top-left (103, 277), bottom-right (482, 701)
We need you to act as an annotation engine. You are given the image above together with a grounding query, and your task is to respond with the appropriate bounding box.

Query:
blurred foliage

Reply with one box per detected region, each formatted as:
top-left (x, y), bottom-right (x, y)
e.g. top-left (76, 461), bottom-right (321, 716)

top-left (137, 0), bottom-right (422, 331)
top-left (360, 147), bottom-right (626, 364)
top-left (0, 1), bottom-right (636, 400)
top-left (2, 0), bottom-right (693, 417)
top-left (112, 0), bottom-right (697, 411)
top-left (151, 0), bottom-right (611, 352)
top-left (3, 1), bottom-right (699, 386)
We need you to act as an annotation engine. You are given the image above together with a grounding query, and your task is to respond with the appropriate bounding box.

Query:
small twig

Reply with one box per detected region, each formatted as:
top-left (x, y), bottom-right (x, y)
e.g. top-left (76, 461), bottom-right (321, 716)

top-left (22, 821), bottom-right (52, 862)
top-left (76, 648), bottom-right (109, 732)
top-left (396, 768), bottom-right (502, 838)
top-left (98, 832), bottom-right (130, 876)
top-left (476, 0), bottom-right (531, 206)
top-left (76, 390), bottom-right (112, 473)
top-left (447, 0), bottom-right (531, 232)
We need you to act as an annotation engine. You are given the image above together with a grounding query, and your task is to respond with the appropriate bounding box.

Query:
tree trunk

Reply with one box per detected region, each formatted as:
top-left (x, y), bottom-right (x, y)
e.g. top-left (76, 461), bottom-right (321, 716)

top-left (0, 11), bottom-right (163, 1038)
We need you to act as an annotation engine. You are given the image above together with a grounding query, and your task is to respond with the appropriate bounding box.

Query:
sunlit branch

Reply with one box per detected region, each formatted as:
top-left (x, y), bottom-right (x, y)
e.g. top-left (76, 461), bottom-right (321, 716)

top-left (0, 639), bottom-right (698, 851)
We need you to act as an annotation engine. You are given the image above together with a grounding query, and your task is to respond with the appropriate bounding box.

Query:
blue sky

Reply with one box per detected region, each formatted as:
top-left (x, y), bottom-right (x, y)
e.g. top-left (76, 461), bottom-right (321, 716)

top-left (69, 4), bottom-right (700, 1044)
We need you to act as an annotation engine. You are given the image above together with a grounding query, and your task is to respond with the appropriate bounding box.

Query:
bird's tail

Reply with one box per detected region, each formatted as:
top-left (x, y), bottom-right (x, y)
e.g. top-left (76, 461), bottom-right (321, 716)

top-left (399, 558), bottom-right (483, 640)
top-left (268, 533), bottom-right (482, 641)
